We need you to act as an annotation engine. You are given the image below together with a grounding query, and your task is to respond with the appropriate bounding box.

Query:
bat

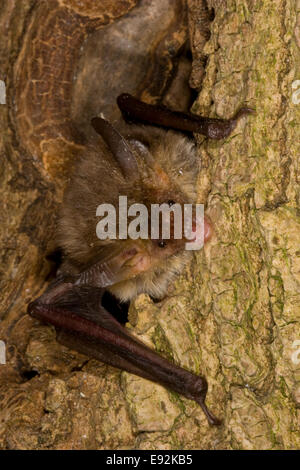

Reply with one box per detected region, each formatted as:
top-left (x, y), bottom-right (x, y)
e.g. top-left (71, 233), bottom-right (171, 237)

top-left (28, 94), bottom-right (253, 426)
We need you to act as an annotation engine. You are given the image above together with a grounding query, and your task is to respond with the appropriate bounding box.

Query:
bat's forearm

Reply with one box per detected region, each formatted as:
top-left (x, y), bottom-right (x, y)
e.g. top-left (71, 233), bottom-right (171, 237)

top-left (117, 93), bottom-right (254, 139)
top-left (28, 291), bottom-right (221, 426)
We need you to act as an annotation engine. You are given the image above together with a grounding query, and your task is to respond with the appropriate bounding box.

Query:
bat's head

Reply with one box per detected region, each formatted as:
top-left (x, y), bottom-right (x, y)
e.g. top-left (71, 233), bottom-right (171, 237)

top-left (58, 118), bottom-right (212, 301)
top-left (89, 119), bottom-right (212, 300)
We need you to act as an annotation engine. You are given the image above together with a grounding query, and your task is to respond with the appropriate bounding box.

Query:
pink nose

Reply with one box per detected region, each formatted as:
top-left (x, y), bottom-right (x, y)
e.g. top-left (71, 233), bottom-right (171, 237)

top-left (189, 214), bottom-right (213, 247)
top-left (203, 216), bottom-right (213, 243)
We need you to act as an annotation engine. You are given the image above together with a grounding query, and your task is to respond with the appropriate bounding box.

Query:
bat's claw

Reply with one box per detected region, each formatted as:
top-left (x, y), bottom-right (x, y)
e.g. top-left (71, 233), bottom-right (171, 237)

top-left (197, 398), bottom-right (222, 426)
top-left (233, 107), bottom-right (256, 120)
top-left (207, 106), bottom-right (255, 140)
top-left (187, 375), bottom-right (222, 425)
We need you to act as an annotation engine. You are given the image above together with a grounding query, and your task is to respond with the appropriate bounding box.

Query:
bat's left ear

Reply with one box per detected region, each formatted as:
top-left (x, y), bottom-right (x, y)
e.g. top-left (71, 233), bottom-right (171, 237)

top-left (91, 117), bottom-right (138, 180)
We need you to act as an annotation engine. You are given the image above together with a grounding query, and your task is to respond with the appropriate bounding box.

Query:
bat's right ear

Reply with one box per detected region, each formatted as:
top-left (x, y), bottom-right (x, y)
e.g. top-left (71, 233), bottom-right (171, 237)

top-left (91, 117), bottom-right (138, 180)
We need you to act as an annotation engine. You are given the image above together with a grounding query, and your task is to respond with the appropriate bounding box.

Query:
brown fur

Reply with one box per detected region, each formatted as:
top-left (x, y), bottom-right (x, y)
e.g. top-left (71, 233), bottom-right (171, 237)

top-left (58, 125), bottom-right (199, 301)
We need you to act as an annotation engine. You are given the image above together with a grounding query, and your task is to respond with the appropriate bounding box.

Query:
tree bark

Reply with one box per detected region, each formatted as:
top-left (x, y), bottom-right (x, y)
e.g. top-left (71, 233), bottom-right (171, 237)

top-left (0, 0), bottom-right (299, 450)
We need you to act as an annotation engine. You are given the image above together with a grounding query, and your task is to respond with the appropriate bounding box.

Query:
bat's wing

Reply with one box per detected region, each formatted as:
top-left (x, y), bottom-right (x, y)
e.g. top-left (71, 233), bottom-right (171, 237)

top-left (28, 281), bottom-right (221, 426)
top-left (117, 93), bottom-right (254, 140)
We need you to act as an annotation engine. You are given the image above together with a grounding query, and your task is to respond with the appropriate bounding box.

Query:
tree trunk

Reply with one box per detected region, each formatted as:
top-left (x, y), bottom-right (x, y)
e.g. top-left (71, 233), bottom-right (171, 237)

top-left (0, 0), bottom-right (299, 450)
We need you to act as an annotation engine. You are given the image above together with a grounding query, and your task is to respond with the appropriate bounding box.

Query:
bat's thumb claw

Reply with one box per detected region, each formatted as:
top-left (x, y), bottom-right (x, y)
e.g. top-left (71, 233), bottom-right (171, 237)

top-left (234, 107), bottom-right (256, 121)
top-left (197, 399), bottom-right (222, 426)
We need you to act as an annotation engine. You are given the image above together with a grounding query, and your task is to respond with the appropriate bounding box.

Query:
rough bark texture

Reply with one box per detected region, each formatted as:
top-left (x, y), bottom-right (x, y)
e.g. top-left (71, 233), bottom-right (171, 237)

top-left (0, 0), bottom-right (299, 450)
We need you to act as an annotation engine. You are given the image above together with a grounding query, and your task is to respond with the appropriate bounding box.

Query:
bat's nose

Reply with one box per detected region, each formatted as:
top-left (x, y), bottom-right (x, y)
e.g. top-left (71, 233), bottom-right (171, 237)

top-left (203, 215), bottom-right (213, 243)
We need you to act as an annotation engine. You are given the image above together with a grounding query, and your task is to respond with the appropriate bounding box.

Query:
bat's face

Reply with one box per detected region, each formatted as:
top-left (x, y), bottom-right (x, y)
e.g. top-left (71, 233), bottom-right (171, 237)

top-left (58, 119), bottom-right (213, 301)
top-left (124, 213), bottom-right (212, 274)
top-left (102, 185), bottom-right (212, 301)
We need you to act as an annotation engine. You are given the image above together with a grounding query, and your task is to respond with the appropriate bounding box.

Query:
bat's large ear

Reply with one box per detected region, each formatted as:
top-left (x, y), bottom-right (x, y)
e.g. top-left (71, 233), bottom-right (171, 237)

top-left (91, 116), bottom-right (138, 179)
top-left (117, 93), bottom-right (254, 140)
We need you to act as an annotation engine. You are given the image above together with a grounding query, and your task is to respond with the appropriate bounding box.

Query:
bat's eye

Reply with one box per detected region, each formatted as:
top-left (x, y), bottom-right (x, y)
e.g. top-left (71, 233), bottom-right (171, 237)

top-left (167, 200), bottom-right (175, 206)
top-left (158, 240), bottom-right (167, 248)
